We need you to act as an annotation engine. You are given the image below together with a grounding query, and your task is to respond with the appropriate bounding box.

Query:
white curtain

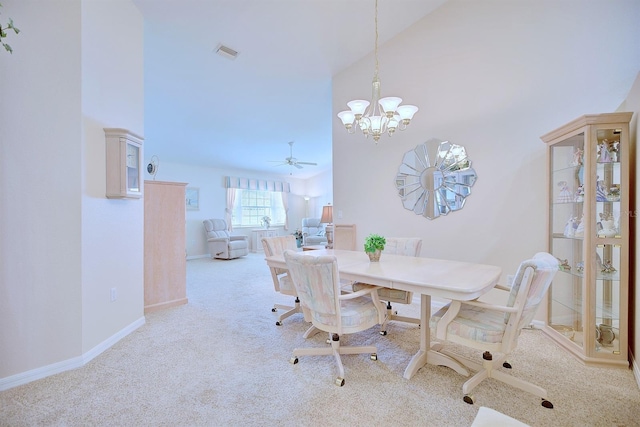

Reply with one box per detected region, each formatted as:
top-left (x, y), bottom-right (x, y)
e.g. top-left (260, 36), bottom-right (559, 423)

top-left (225, 188), bottom-right (236, 231)
top-left (281, 192), bottom-right (289, 231)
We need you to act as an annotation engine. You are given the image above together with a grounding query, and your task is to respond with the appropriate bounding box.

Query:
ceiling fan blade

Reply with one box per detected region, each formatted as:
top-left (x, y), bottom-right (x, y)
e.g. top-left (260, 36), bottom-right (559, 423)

top-left (296, 161), bottom-right (317, 166)
top-left (294, 163), bottom-right (303, 169)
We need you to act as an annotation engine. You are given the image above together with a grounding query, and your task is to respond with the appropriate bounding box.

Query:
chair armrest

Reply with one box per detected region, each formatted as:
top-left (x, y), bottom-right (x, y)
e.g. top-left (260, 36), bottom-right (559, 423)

top-left (207, 237), bottom-right (229, 243)
top-left (461, 299), bottom-right (518, 313)
top-left (229, 235), bottom-right (248, 242)
top-left (494, 284), bottom-right (511, 292)
top-left (339, 284), bottom-right (381, 300)
top-left (435, 301), bottom-right (461, 340)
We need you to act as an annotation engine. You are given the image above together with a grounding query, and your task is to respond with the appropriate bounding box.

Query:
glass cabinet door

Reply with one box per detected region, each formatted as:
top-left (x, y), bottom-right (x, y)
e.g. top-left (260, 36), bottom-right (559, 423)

top-left (548, 133), bottom-right (585, 348)
top-left (592, 126), bottom-right (623, 357)
top-left (126, 141), bottom-right (141, 193)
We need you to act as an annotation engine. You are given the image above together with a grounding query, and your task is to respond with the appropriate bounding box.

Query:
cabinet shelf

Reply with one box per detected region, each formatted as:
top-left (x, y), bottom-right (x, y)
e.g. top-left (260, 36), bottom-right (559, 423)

top-left (541, 112), bottom-right (630, 368)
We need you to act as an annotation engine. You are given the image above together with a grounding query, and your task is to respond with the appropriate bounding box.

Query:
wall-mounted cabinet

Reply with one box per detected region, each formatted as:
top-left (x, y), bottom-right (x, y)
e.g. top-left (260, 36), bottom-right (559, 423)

top-left (105, 128), bottom-right (143, 199)
top-left (541, 112), bottom-right (631, 368)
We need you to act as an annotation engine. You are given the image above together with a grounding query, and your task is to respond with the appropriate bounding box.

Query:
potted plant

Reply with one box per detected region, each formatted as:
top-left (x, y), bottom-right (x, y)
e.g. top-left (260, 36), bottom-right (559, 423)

top-left (364, 234), bottom-right (386, 262)
top-left (292, 229), bottom-right (303, 248)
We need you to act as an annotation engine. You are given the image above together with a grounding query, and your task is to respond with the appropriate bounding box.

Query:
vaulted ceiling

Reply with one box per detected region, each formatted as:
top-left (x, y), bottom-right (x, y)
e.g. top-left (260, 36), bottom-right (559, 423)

top-left (132, 0), bottom-right (447, 179)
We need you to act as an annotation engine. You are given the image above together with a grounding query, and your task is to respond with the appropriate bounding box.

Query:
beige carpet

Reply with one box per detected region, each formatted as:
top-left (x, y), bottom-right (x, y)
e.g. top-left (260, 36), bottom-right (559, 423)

top-left (1, 253), bottom-right (639, 426)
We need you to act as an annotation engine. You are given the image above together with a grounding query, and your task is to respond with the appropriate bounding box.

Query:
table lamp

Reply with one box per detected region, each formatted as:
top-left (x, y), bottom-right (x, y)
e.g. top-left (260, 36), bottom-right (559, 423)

top-left (320, 204), bottom-right (334, 249)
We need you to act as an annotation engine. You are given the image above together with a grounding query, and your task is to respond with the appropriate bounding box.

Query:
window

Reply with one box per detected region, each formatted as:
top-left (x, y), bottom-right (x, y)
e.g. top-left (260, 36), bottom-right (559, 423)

top-left (232, 189), bottom-right (285, 227)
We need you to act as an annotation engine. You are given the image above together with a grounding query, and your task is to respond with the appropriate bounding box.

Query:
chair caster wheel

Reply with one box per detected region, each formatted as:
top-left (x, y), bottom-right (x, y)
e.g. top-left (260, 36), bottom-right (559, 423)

top-left (276, 321), bottom-right (282, 326)
top-left (289, 357), bottom-right (298, 365)
top-left (463, 395), bottom-right (474, 405)
top-left (503, 361), bottom-right (512, 369)
top-left (541, 399), bottom-right (553, 409)
top-left (379, 330), bottom-right (387, 336)
top-left (370, 353), bottom-right (378, 361)
top-left (272, 308), bottom-right (277, 312)
top-left (335, 377), bottom-right (345, 387)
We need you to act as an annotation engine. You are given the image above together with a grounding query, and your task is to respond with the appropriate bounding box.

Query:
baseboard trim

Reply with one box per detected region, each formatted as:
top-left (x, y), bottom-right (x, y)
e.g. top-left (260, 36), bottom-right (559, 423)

top-left (186, 254), bottom-right (210, 260)
top-left (0, 316), bottom-right (145, 392)
top-left (631, 350), bottom-right (640, 390)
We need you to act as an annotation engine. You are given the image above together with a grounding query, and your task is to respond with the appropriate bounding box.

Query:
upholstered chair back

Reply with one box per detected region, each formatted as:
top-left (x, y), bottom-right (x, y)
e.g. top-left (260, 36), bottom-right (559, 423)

top-left (203, 219), bottom-right (231, 239)
top-left (301, 218), bottom-right (324, 236)
top-left (505, 252), bottom-right (559, 329)
top-left (262, 235), bottom-right (298, 283)
top-left (284, 250), bottom-right (340, 327)
top-left (383, 238), bottom-right (422, 257)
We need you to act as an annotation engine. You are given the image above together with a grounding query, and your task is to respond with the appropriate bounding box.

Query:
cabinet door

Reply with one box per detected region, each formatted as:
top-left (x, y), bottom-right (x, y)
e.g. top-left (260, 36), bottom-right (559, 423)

top-left (548, 133), bottom-right (585, 348)
top-left (591, 126), bottom-right (625, 357)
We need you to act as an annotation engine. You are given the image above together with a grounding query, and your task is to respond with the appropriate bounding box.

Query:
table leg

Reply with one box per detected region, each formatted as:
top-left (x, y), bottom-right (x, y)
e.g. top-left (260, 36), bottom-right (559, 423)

top-left (403, 294), bottom-right (470, 379)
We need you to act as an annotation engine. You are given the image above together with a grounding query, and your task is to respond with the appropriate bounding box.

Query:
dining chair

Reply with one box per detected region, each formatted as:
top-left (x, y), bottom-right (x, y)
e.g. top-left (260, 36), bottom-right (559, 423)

top-left (353, 237), bottom-right (423, 335)
top-left (332, 224), bottom-right (357, 250)
top-left (261, 236), bottom-right (303, 326)
top-left (283, 249), bottom-right (385, 386)
top-left (429, 252), bottom-right (559, 408)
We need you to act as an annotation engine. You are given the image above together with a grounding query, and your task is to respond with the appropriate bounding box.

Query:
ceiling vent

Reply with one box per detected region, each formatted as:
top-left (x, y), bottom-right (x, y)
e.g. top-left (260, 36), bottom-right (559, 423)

top-left (215, 44), bottom-right (239, 60)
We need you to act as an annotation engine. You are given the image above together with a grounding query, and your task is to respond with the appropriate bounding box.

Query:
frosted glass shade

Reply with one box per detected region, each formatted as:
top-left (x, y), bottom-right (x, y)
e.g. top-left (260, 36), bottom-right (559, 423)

top-left (397, 105), bottom-right (419, 120)
top-left (378, 97), bottom-right (402, 113)
top-left (347, 100), bottom-right (370, 116)
top-left (337, 111), bottom-right (355, 126)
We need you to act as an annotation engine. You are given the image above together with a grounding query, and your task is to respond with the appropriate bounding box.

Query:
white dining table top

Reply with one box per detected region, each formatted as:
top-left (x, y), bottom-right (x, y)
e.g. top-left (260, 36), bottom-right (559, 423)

top-left (265, 249), bottom-right (502, 301)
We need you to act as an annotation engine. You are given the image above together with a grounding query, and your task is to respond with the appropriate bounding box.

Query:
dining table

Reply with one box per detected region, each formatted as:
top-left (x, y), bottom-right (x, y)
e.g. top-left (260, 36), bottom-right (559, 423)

top-left (264, 249), bottom-right (502, 380)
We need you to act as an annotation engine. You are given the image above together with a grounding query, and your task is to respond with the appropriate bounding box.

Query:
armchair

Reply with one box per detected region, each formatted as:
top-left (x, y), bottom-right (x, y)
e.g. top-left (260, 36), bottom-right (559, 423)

top-left (429, 252), bottom-right (559, 408)
top-left (301, 218), bottom-right (327, 246)
top-left (283, 250), bottom-right (385, 386)
top-left (203, 219), bottom-right (249, 260)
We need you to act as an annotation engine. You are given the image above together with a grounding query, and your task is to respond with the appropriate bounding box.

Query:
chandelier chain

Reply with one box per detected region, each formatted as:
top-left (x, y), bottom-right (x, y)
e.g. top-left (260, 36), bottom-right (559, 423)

top-left (374, 0), bottom-right (379, 79)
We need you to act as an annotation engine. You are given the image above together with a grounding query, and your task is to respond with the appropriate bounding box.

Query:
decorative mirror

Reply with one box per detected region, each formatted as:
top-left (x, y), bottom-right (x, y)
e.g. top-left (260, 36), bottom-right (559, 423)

top-left (395, 138), bottom-right (477, 220)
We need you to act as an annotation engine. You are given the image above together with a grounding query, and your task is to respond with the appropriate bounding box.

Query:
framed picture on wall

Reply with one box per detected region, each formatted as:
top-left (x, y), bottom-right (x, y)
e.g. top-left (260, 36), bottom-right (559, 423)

top-left (186, 187), bottom-right (199, 210)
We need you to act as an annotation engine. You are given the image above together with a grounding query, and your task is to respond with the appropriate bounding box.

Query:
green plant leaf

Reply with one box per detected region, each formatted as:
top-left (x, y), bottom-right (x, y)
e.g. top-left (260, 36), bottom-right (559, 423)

top-left (3, 42), bottom-right (12, 53)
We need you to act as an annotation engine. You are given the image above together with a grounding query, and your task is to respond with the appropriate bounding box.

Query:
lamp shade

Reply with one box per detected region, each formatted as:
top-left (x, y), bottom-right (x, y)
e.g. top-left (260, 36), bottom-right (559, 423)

top-left (320, 205), bottom-right (333, 224)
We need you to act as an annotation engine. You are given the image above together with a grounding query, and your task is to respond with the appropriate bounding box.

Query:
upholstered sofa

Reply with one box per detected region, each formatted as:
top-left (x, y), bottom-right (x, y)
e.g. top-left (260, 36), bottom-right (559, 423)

top-left (203, 219), bottom-right (249, 259)
top-left (301, 217), bottom-right (327, 246)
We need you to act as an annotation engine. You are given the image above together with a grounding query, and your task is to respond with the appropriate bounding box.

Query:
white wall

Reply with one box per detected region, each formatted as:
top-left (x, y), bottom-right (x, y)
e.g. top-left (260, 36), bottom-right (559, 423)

top-left (144, 161), bottom-right (331, 257)
top-left (81, 0), bottom-right (144, 352)
top-left (0, 0), bottom-right (83, 381)
top-left (0, 0), bottom-right (144, 388)
top-left (333, 0), bottom-right (640, 279)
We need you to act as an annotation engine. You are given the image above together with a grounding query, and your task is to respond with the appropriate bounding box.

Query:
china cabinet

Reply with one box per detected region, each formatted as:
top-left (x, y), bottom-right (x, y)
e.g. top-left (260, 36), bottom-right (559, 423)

top-left (105, 128), bottom-right (143, 199)
top-left (541, 112), bottom-right (631, 367)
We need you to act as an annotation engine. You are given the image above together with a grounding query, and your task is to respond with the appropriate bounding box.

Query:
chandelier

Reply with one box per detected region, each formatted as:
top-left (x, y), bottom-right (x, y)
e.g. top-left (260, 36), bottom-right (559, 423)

top-left (337, 0), bottom-right (418, 143)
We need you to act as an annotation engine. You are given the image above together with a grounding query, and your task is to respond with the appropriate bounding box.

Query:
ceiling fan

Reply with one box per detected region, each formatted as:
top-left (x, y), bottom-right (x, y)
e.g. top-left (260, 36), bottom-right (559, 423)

top-left (269, 141), bottom-right (317, 169)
